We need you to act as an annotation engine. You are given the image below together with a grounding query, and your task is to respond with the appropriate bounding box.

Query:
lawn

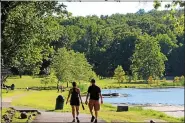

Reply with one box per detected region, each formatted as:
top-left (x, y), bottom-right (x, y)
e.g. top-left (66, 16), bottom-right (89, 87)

top-left (4, 76), bottom-right (183, 91)
top-left (2, 89), bottom-right (28, 98)
top-left (3, 75), bottom-right (184, 122)
top-left (1, 108), bottom-right (36, 123)
top-left (4, 76), bottom-right (56, 89)
top-left (10, 90), bottom-right (183, 122)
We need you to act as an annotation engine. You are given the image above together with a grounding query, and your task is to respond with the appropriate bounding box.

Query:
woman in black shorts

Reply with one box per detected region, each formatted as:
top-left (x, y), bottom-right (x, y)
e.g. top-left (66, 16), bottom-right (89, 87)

top-left (66, 82), bottom-right (80, 122)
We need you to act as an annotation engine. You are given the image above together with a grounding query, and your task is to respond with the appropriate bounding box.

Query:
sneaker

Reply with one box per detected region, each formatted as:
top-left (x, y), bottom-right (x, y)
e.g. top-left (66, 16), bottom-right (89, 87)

top-left (91, 116), bottom-right (95, 122)
top-left (94, 119), bottom-right (97, 123)
top-left (76, 117), bottom-right (80, 123)
top-left (72, 119), bottom-right (75, 122)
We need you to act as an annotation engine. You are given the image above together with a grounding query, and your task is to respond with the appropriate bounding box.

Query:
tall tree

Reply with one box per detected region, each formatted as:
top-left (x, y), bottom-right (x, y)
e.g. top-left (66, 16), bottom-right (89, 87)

top-left (131, 34), bottom-right (167, 80)
top-left (51, 48), bottom-right (94, 87)
top-left (2, 1), bottom-right (67, 75)
top-left (114, 65), bottom-right (126, 85)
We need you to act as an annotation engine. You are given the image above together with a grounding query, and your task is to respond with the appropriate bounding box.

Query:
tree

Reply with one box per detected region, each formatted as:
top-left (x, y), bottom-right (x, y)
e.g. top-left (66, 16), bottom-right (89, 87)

top-left (136, 9), bottom-right (145, 15)
top-left (154, 0), bottom-right (184, 34)
top-left (51, 48), bottom-right (93, 87)
top-left (72, 52), bottom-right (93, 84)
top-left (2, 1), bottom-right (67, 75)
top-left (131, 34), bottom-right (167, 80)
top-left (40, 68), bottom-right (57, 88)
top-left (114, 65), bottom-right (125, 85)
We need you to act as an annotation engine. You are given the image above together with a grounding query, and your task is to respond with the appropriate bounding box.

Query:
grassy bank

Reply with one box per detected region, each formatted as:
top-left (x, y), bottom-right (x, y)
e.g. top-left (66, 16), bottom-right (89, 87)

top-left (9, 90), bottom-right (183, 122)
top-left (2, 89), bottom-right (28, 98)
top-left (4, 76), bottom-right (183, 91)
top-left (1, 108), bottom-right (36, 123)
top-left (3, 75), bottom-right (184, 122)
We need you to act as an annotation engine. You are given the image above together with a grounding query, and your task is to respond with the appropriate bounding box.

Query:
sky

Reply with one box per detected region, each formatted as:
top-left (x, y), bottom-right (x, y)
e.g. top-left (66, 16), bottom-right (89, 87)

top-left (61, 2), bottom-right (172, 17)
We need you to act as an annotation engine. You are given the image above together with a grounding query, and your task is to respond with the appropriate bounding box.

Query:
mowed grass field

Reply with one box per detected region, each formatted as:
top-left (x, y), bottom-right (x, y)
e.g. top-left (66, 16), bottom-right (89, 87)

top-left (3, 75), bottom-right (182, 91)
top-left (2, 75), bottom-right (184, 122)
top-left (4, 76), bottom-right (56, 88)
top-left (10, 90), bottom-right (183, 122)
top-left (1, 108), bottom-right (36, 123)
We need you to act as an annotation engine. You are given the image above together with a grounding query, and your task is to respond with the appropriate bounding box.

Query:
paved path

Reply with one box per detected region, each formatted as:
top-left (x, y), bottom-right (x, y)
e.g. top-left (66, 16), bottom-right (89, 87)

top-left (32, 112), bottom-right (105, 122)
top-left (143, 105), bottom-right (184, 118)
top-left (2, 92), bottom-right (105, 123)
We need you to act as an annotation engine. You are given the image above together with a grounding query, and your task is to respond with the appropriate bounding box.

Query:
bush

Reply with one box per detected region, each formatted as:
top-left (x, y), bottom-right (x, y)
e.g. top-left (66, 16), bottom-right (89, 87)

top-left (162, 77), bottom-right (166, 82)
top-left (180, 76), bottom-right (184, 85)
top-left (174, 76), bottom-right (180, 82)
top-left (78, 84), bottom-right (88, 93)
top-left (148, 76), bottom-right (153, 84)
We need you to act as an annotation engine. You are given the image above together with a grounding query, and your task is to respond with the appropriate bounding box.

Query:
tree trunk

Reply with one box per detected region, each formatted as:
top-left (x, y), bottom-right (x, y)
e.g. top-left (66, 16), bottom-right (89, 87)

top-left (67, 82), bottom-right (68, 88)
top-left (57, 82), bottom-right (59, 92)
top-left (19, 74), bottom-right (22, 78)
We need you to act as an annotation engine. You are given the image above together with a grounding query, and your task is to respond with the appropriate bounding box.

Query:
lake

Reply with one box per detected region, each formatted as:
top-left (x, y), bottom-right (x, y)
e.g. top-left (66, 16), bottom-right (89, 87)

top-left (102, 88), bottom-right (184, 105)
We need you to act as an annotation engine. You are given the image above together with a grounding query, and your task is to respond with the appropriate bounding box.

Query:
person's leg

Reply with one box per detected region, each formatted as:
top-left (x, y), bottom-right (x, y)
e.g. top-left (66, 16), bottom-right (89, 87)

top-left (88, 100), bottom-right (94, 116)
top-left (76, 106), bottom-right (80, 122)
top-left (71, 106), bottom-right (75, 122)
top-left (94, 101), bottom-right (100, 123)
top-left (76, 106), bottom-right (79, 117)
top-left (89, 100), bottom-right (95, 122)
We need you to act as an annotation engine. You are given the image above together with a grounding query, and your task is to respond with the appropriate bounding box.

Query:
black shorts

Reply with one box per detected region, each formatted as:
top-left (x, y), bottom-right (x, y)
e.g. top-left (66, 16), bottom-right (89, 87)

top-left (70, 99), bottom-right (80, 106)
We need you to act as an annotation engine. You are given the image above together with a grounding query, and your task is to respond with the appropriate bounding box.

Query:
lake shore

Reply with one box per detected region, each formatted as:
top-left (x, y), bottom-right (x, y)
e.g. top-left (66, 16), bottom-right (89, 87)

top-left (112, 103), bottom-right (184, 118)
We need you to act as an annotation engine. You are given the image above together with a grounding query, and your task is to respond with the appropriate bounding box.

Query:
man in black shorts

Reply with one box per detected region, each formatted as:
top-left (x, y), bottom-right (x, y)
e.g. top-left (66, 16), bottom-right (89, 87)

top-left (85, 79), bottom-right (103, 123)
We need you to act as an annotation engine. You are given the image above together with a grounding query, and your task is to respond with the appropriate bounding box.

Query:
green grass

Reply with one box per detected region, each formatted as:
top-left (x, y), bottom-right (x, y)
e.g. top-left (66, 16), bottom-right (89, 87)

top-left (3, 75), bottom-right (184, 122)
top-left (1, 108), bottom-right (36, 123)
top-left (5, 76), bottom-right (56, 88)
top-left (2, 89), bottom-right (27, 98)
top-left (10, 90), bottom-right (183, 122)
top-left (96, 79), bottom-right (183, 89)
top-left (4, 76), bottom-right (183, 91)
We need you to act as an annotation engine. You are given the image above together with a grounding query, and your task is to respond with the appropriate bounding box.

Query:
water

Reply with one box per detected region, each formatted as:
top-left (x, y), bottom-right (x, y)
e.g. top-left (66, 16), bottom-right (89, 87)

top-left (102, 88), bottom-right (184, 105)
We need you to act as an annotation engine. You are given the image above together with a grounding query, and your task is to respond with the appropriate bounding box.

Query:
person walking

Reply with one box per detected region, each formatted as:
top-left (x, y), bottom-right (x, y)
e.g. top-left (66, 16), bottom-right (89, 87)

top-left (66, 82), bottom-right (81, 123)
top-left (85, 79), bottom-right (103, 123)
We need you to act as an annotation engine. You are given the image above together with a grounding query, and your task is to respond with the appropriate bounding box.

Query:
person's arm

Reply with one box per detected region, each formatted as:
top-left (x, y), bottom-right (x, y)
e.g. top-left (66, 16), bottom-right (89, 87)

top-left (85, 93), bottom-right (89, 104)
top-left (85, 87), bottom-right (90, 105)
top-left (99, 88), bottom-right (103, 104)
top-left (99, 93), bottom-right (103, 104)
top-left (66, 89), bottom-right (71, 104)
top-left (78, 89), bottom-right (83, 102)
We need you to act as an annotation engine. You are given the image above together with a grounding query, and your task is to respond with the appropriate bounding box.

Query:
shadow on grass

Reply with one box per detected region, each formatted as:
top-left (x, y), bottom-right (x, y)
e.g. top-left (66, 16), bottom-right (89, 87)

top-left (46, 109), bottom-right (55, 112)
top-left (115, 81), bottom-right (148, 85)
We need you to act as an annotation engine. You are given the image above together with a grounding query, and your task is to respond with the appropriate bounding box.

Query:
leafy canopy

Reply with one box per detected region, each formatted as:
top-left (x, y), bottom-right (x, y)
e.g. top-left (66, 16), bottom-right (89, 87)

top-left (131, 34), bottom-right (167, 80)
top-left (52, 48), bottom-right (94, 83)
top-left (114, 65), bottom-right (126, 83)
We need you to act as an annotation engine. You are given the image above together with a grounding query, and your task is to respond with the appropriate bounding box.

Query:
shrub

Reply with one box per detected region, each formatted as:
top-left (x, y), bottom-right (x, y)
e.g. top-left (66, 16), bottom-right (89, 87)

top-left (78, 84), bottom-right (88, 93)
top-left (162, 77), bottom-right (166, 82)
top-left (174, 76), bottom-right (180, 82)
top-left (148, 76), bottom-right (153, 84)
top-left (180, 75), bottom-right (184, 84)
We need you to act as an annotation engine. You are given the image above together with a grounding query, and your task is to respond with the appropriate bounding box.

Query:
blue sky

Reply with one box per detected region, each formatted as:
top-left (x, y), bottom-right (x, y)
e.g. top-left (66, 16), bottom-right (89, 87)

top-left (61, 2), bottom-right (172, 17)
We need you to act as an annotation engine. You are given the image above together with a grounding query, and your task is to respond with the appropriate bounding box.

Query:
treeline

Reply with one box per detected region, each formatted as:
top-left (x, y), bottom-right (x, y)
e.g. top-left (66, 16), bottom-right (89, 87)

top-left (51, 9), bottom-right (184, 77)
top-left (2, 2), bottom-right (184, 79)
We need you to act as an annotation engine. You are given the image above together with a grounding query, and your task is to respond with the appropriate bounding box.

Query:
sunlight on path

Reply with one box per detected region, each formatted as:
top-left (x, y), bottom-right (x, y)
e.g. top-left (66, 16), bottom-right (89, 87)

top-left (32, 112), bottom-right (105, 122)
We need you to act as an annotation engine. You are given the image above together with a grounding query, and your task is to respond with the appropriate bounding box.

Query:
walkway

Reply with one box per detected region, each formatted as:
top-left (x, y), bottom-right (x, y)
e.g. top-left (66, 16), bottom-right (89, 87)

top-left (33, 112), bottom-right (105, 122)
top-left (2, 92), bottom-right (105, 122)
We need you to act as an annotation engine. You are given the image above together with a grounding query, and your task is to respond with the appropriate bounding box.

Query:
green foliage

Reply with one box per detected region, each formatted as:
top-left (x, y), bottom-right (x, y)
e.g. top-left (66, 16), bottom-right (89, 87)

top-left (162, 77), bottom-right (166, 82)
top-left (148, 76), bottom-right (153, 84)
top-left (131, 34), bottom-right (167, 80)
top-left (2, 1), bottom-right (184, 78)
top-left (52, 48), bottom-right (94, 83)
top-left (40, 69), bottom-right (57, 87)
top-left (78, 83), bottom-right (88, 93)
top-left (114, 65), bottom-right (126, 84)
top-left (2, 1), bottom-right (67, 74)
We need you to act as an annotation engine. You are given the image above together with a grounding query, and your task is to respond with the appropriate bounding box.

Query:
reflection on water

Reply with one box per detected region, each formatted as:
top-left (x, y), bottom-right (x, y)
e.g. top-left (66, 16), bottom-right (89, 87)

top-left (102, 88), bottom-right (184, 105)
